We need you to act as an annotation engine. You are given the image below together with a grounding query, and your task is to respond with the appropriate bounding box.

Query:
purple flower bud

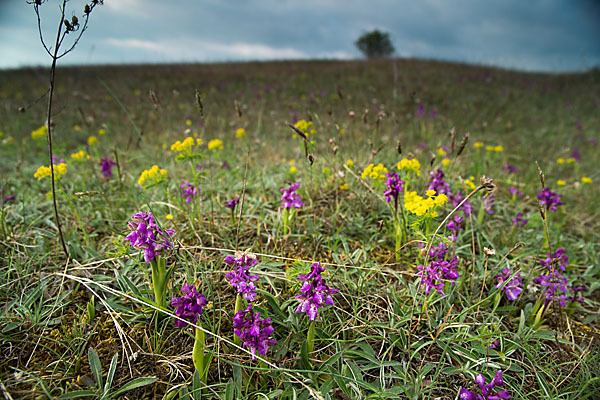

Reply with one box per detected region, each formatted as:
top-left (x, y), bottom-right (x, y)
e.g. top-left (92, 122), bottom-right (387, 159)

top-left (233, 304), bottom-right (277, 359)
top-left (537, 188), bottom-right (563, 211)
top-left (383, 172), bottom-right (404, 204)
top-left (502, 162), bottom-right (518, 174)
top-left (427, 169), bottom-right (450, 195)
top-left (125, 211), bottom-right (174, 262)
top-left (508, 187), bottom-right (524, 197)
top-left (511, 212), bottom-right (528, 227)
top-left (281, 183), bottom-right (303, 209)
top-left (417, 242), bottom-right (460, 296)
top-left (180, 181), bottom-right (199, 203)
top-left (461, 370), bottom-right (511, 400)
top-left (225, 198), bottom-right (240, 210)
top-left (534, 248), bottom-right (579, 307)
top-left (100, 157), bottom-right (116, 178)
top-left (295, 262), bottom-right (339, 321)
top-left (495, 267), bottom-right (523, 301)
top-left (171, 283), bottom-right (208, 328)
top-left (224, 252), bottom-right (260, 301)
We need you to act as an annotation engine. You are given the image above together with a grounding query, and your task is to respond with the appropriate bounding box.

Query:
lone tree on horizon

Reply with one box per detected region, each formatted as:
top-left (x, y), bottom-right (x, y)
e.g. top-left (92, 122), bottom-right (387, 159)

top-left (355, 29), bottom-right (395, 59)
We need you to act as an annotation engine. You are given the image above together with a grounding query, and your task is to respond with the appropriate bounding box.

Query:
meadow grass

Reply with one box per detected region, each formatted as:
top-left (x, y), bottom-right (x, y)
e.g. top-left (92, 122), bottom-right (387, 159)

top-left (0, 59), bottom-right (599, 399)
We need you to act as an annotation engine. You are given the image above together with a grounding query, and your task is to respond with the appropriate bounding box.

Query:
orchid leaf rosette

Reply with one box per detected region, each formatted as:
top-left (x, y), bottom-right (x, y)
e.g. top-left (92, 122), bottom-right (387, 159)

top-left (294, 262), bottom-right (339, 354)
top-left (125, 211), bottom-right (175, 311)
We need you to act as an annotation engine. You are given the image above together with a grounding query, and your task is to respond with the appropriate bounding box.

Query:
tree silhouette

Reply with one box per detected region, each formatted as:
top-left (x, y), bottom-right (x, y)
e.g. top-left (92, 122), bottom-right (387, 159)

top-left (355, 30), bottom-right (395, 59)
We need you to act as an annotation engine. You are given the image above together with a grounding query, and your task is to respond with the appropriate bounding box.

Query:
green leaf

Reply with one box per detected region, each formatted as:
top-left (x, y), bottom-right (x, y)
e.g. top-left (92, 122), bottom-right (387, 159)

top-left (260, 290), bottom-right (286, 318)
top-left (192, 369), bottom-right (202, 400)
top-left (225, 378), bottom-right (234, 400)
top-left (346, 360), bottom-right (364, 382)
top-left (300, 339), bottom-right (310, 369)
top-left (109, 377), bottom-right (157, 398)
top-left (320, 377), bottom-right (334, 398)
top-left (518, 309), bottom-right (526, 336)
top-left (233, 365), bottom-right (242, 398)
top-left (418, 363), bottom-right (435, 378)
top-left (56, 390), bottom-right (97, 399)
top-left (178, 386), bottom-right (191, 400)
top-left (103, 353), bottom-right (118, 394)
top-left (88, 347), bottom-right (103, 389)
top-left (117, 273), bottom-right (143, 298)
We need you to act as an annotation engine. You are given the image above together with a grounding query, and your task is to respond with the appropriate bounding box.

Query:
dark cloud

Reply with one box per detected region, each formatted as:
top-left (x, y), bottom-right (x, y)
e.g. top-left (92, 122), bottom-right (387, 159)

top-left (0, 0), bottom-right (598, 71)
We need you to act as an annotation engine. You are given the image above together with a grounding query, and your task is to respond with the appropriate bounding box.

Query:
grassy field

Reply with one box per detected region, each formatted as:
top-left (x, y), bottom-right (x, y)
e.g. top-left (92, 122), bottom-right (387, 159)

top-left (0, 59), bottom-right (599, 399)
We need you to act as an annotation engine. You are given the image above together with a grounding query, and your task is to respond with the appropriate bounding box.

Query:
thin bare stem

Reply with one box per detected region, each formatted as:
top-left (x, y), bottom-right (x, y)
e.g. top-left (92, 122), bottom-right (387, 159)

top-left (235, 151), bottom-right (250, 251)
top-left (45, 0), bottom-right (70, 259)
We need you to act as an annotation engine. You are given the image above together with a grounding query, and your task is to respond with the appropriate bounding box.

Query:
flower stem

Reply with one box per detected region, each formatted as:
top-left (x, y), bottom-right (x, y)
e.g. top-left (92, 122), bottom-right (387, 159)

top-left (282, 208), bottom-right (290, 236)
top-left (193, 326), bottom-right (206, 383)
top-left (394, 217), bottom-right (403, 262)
top-left (307, 320), bottom-right (315, 355)
top-left (234, 293), bottom-right (243, 346)
top-left (151, 257), bottom-right (168, 310)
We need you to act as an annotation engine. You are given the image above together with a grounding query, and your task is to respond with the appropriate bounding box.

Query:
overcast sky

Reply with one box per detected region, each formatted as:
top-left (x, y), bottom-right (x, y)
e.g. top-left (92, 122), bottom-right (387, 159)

top-left (0, 0), bottom-right (599, 72)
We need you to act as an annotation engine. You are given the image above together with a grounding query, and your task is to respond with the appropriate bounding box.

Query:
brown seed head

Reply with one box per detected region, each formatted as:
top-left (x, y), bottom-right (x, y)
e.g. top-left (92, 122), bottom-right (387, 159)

top-left (287, 123), bottom-right (307, 140)
top-left (195, 89), bottom-right (203, 117)
top-left (149, 90), bottom-right (160, 110)
top-left (535, 161), bottom-right (545, 189)
top-left (456, 132), bottom-right (469, 157)
top-left (480, 176), bottom-right (495, 192)
top-left (483, 247), bottom-right (496, 257)
top-left (234, 100), bottom-right (242, 119)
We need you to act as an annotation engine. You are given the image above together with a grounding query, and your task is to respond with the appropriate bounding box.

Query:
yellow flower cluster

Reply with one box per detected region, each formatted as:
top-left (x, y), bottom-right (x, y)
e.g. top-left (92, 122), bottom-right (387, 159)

top-left (31, 125), bottom-right (48, 141)
top-left (236, 128), bottom-right (246, 139)
top-left (293, 119), bottom-right (316, 139)
top-left (88, 136), bottom-right (98, 145)
top-left (557, 157), bottom-right (576, 164)
top-left (138, 165), bottom-right (167, 186)
top-left (437, 147), bottom-right (447, 156)
top-left (581, 176), bottom-right (592, 184)
top-left (346, 159), bottom-right (354, 168)
top-left (34, 163), bottom-right (67, 180)
top-left (171, 137), bottom-right (195, 153)
top-left (361, 163), bottom-right (388, 181)
top-left (404, 189), bottom-right (448, 217)
top-left (397, 158), bottom-right (421, 176)
top-left (485, 145), bottom-right (504, 152)
top-left (208, 138), bottom-right (224, 151)
top-left (474, 141), bottom-right (484, 148)
top-left (70, 150), bottom-right (90, 161)
top-left (464, 176), bottom-right (476, 189)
